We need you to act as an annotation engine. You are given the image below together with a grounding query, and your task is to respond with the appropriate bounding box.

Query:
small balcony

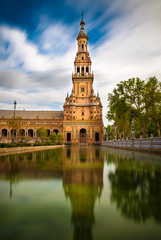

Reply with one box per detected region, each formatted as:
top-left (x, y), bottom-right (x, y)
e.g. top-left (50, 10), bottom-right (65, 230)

top-left (72, 72), bottom-right (94, 78)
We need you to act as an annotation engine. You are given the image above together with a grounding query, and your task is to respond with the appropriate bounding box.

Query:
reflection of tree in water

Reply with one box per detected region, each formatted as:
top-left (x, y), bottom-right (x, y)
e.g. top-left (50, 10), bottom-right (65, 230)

top-left (109, 159), bottom-right (161, 223)
top-left (63, 147), bottom-right (104, 240)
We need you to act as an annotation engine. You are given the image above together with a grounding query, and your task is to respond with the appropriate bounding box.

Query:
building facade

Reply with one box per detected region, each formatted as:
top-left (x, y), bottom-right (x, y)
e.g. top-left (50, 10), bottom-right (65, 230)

top-left (0, 16), bottom-right (103, 145)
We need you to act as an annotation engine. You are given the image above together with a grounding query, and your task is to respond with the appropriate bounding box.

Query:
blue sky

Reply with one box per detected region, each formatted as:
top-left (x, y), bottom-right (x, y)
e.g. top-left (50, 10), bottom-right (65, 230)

top-left (0, 0), bottom-right (161, 124)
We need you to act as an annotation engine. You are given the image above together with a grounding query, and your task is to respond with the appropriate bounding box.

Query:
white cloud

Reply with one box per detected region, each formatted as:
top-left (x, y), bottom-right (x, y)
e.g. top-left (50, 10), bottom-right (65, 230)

top-left (0, 70), bottom-right (29, 88)
top-left (0, 26), bottom-right (52, 71)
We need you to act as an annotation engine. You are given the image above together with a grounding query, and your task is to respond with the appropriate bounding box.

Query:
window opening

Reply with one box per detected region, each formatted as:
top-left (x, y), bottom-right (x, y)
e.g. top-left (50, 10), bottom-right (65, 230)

top-left (81, 87), bottom-right (85, 92)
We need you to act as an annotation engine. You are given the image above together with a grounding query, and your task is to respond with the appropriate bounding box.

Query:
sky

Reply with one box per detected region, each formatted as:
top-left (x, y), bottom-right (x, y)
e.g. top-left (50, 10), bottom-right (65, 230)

top-left (0, 0), bottom-right (161, 125)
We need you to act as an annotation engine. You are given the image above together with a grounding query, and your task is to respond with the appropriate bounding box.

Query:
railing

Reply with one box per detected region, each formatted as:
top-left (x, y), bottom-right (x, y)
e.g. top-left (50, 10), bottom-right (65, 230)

top-left (102, 137), bottom-right (161, 149)
top-left (72, 73), bottom-right (94, 78)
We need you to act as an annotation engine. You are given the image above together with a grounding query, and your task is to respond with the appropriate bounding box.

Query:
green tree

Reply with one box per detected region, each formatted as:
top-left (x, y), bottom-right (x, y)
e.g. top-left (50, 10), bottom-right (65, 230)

top-left (8, 117), bottom-right (22, 137)
top-left (49, 132), bottom-right (57, 142)
top-left (144, 77), bottom-right (161, 136)
top-left (57, 133), bottom-right (63, 143)
top-left (104, 125), bottom-right (114, 140)
top-left (37, 127), bottom-right (48, 142)
top-left (107, 77), bottom-right (161, 138)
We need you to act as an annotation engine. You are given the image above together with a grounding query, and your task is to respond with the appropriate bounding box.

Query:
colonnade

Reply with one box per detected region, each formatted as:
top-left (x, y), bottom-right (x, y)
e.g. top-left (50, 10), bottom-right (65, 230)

top-left (0, 128), bottom-right (60, 139)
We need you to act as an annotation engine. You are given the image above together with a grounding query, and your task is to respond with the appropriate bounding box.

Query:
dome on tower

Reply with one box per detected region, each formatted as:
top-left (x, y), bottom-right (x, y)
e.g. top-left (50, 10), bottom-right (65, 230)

top-left (77, 13), bottom-right (88, 40)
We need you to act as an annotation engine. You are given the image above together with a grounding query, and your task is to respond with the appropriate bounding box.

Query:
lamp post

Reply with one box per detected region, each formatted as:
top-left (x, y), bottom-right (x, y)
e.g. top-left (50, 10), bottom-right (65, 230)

top-left (114, 122), bottom-right (117, 141)
top-left (11, 100), bottom-right (17, 144)
top-left (131, 110), bottom-right (134, 139)
top-left (106, 127), bottom-right (108, 141)
top-left (131, 110), bottom-right (135, 147)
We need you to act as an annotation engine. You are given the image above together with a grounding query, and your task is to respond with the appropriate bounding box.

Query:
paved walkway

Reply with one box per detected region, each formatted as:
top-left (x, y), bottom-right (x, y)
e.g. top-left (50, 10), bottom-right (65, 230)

top-left (0, 145), bottom-right (65, 156)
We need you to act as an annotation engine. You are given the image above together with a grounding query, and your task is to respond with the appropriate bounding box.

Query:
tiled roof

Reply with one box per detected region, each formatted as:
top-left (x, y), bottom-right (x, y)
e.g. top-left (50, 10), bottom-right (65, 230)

top-left (0, 110), bottom-right (63, 120)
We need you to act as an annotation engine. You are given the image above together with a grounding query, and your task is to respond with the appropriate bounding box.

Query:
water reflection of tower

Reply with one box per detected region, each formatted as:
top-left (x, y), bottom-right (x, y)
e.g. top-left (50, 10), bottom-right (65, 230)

top-left (63, 147), bottom-right (104, 240)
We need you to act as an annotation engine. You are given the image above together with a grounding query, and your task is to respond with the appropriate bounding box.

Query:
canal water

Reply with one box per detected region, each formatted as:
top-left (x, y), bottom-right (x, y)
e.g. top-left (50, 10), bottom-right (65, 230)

top-left (0, 146), bottom-right (161, 240)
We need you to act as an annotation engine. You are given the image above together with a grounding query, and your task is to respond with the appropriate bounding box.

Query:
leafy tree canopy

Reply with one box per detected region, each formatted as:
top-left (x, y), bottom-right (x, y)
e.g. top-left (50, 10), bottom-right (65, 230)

top-left (106, 77), bottom-right (161, 138)
top-left (37, 127), bottom-right (48, 141)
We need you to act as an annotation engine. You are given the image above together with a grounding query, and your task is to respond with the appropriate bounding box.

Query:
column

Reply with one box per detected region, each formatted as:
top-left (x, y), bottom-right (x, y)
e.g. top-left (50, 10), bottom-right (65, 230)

top-left (89, 65), bottom-right (91, 74)
top-left (80, 65), bottom-right (81, 74)
top-left (84, 65), bottom-right (86, 75)
top-left (75, 65), bottom-right (77, 74)
top-left (0, 130), bottom-right (2, 137)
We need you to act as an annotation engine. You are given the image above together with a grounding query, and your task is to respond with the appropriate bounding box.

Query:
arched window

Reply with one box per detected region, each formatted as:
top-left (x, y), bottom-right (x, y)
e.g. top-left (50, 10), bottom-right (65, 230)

top-left (2, 129), bottom-right (7, 137)
top-left (19, 129), bottom-right (25, 136)
top-left (46, 129), bottom-right (50, 137)
top-left (28, 129), bottom-right (33, 138)
top-left (53, 129), bottom-right (59, 134)
top-left (82, 44), bottom-right (84, 50)
top-left (86, 67), bottom-right (88, 73)
top-left (11, 129), bottom-right (16, 137)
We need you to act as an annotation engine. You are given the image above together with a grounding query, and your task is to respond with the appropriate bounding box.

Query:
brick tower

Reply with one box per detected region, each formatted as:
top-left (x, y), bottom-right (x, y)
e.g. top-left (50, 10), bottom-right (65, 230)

top-left (63, 14), bottom-right (103, 144)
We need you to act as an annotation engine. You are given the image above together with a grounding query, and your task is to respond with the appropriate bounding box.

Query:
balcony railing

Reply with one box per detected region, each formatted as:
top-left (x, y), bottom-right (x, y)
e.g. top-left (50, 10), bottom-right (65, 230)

top-left (72, 73), bottom-right (94, 78)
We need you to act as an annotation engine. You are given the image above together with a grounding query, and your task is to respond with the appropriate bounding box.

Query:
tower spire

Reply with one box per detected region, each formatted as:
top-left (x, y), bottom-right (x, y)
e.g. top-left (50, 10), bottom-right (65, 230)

top-left (77, 12), bottom-right (88, 40)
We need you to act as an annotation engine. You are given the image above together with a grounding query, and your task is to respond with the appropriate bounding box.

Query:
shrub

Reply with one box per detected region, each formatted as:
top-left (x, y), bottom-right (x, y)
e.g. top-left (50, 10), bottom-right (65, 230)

top-left (33, 143), bottom-right (43, 146)
top-left (0, 142), bottom-right (31, 148)
top-left (57, 133), bottom-right (63, 143)
top-left (21, 136), bottom-right (28, 141)
top-left (45, 140), bottom-right (54, 145)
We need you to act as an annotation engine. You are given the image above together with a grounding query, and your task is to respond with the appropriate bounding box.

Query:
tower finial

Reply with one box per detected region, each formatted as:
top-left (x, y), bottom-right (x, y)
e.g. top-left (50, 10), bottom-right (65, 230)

top-left (82, 11), bottom-right (83, 21)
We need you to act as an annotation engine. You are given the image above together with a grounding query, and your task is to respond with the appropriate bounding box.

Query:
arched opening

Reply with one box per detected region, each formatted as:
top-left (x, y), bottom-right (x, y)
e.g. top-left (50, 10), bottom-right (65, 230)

top-left (53, 129), bottom-right (59, 134)
top-left (19, 129), bottom-right (25, 136)
top-left (82, 44), bottom-right (84, 51)
top-left (86, 67), bottom-right (88, 73)
top-left (46, 129), bottom-right (50, 137)
top-left (80, 128), bottom-right (86, 143)
top-left (81, 67), bottom-right (84, 75)
top-left (11, 129), bottom-right (16, 137)
top-left (28, 129), bottom-right (33, 138)
top-left (2, 129), bottom-right (7, 137)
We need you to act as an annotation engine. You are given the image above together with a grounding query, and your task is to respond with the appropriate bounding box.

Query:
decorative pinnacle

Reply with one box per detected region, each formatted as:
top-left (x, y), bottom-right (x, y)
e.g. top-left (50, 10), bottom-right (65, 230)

top-left (80, 12), bottom-right (85, 27)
